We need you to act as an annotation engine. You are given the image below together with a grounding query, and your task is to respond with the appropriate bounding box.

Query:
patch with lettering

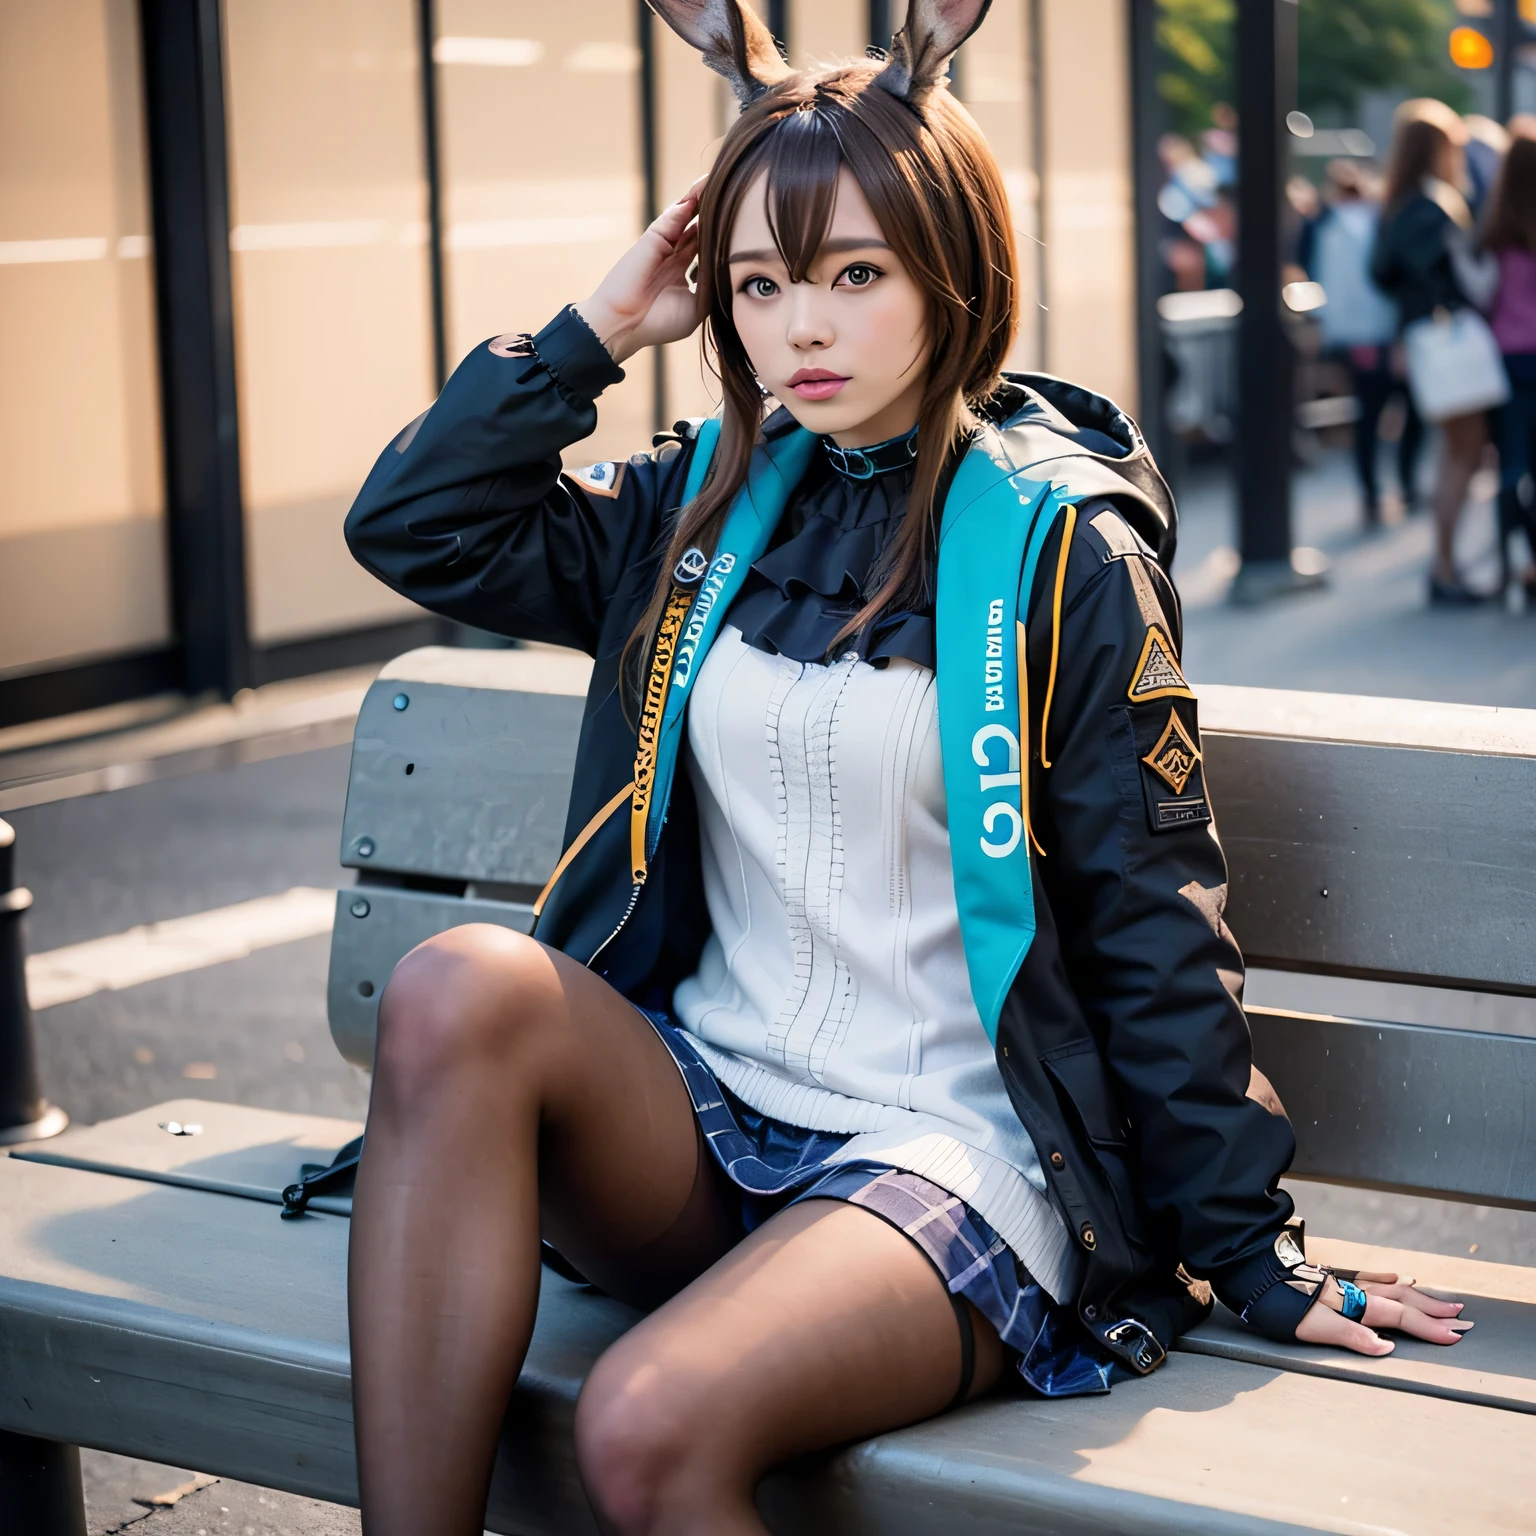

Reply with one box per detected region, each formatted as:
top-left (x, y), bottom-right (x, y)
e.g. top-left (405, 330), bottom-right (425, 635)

top-left (1127, 624), bottom-right (1194, 702)
top-left (569, 461), bottom-right (626, 499)
top-left (1130, 702), bottom-right (1212, 834)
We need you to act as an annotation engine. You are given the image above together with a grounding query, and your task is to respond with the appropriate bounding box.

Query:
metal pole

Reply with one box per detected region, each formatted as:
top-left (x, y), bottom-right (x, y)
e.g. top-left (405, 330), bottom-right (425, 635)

top-left (1497, 0), bottom-right (1517, 126)
top-left (0, 821), bottom-right (67, 1145)
top-left (869, 0), bottom-right (892, 51)
top-left (638, 0), bottom-right (667, 433)
top-left (138, 0), bottom-right (252, 697)
top-left (418, 0), bottom-right (448, 393)
top-left (1128, 0), bottom-right (1168, 468)
top-left (1230, 0), bottom-right (1323, 604)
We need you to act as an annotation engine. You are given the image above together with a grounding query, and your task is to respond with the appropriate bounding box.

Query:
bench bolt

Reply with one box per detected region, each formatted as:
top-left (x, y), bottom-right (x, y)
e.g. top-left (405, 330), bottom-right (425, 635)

top-left (356, 837), bottom-right (375, 858)
top-left (0, 820), bottom-right (67, 1146)
top-left (351, 898), bottom-right (371, 918)
top-left (392, 693), bottom-right (410, 711)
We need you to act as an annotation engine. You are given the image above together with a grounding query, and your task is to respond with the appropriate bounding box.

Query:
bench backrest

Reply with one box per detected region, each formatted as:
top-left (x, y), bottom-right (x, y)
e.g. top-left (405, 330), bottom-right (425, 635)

top-left (328, 650), bottom-right (1536, 1210)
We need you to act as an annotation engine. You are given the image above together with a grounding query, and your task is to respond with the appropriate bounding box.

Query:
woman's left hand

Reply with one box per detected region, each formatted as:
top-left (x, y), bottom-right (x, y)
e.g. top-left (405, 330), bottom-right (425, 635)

top-left (1294, 1272), bottom-right (1473, 1356)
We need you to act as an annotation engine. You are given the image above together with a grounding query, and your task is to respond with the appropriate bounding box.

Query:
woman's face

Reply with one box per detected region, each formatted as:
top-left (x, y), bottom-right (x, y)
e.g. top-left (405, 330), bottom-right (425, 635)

top-left (727, 166), bottom-right (931, 447)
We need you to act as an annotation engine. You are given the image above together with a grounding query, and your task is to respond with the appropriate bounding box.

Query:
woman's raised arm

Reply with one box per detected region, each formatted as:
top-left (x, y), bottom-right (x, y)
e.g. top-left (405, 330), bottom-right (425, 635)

top-left (344, 185), bottom-right (706, 654)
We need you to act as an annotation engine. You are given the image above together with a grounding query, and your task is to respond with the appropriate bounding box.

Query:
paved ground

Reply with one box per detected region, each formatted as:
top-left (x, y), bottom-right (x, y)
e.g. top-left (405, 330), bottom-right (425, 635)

top-left (7, 443), bottom-right (1536, 1533)
top-left (1175, 449), bottom-right (1536, 704)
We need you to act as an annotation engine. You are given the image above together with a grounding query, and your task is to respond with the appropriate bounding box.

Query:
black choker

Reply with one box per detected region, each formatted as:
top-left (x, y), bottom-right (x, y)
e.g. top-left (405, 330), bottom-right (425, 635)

top-left (822, 427), bottom-right (918, 480)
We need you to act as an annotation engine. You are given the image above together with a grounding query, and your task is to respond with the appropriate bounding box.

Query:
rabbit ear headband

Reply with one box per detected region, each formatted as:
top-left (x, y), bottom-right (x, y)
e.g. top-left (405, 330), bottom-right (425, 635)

top-left (646, 0), bottom-right (992, 110)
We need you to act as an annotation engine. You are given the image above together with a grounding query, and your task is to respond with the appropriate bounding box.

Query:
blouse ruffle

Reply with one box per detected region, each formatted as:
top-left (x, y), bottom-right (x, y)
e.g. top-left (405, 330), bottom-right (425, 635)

top-left (726, 448), bottom-right (935, 670)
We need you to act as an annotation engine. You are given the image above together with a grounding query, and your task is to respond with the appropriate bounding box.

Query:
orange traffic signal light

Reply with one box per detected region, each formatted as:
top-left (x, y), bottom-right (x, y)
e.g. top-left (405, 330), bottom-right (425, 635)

top-left (1449, 26), bottom-right (1495, 68)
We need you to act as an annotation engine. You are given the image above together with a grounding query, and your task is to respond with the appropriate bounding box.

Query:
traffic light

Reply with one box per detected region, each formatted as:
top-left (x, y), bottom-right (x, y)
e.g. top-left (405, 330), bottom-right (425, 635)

top-left (1449, 24), bottom-right (1495, 69)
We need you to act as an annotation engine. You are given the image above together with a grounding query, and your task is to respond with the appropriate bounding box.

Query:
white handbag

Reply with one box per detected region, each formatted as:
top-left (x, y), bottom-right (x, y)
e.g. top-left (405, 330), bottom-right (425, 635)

top-left (1403, 307), bottom-right (1510, 422)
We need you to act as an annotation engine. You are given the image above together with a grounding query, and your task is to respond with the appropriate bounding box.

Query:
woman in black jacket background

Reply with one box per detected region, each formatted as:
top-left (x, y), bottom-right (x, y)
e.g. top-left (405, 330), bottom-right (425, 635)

top-left (1372, 98), bottom-right (1493, 604)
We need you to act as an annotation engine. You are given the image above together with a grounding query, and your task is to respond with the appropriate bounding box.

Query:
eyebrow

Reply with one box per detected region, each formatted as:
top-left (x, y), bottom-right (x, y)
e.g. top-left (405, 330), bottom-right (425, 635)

top-left (727, 236), bottom-right (893, 263)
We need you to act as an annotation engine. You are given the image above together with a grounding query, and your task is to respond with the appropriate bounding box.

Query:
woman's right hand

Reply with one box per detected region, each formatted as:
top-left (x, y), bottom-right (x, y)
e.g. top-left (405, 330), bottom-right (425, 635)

top-left (575, 179), bottom-right (706, 365)
top-left (1293, 1271), bottom-right (1472, 1356)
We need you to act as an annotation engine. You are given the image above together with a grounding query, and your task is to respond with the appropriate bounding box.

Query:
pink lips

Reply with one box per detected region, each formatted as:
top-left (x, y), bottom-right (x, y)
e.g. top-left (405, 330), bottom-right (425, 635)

top-left (787, 367), bottom-right (849, 401)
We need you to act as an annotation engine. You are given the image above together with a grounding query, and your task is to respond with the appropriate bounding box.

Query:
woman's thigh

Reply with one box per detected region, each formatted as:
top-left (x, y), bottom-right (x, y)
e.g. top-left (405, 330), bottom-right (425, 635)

top-left (574, 1198), bottom-right (1005, 1526)
top-left (369, 924), bottom-right (739, 1303)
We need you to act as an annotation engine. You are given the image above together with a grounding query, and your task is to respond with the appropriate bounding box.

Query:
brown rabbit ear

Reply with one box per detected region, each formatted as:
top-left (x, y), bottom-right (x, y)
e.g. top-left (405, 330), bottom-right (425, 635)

top-left (877, 0), bottom-right (993, 105)
top-left (647, 0), bottom-right (792, 109)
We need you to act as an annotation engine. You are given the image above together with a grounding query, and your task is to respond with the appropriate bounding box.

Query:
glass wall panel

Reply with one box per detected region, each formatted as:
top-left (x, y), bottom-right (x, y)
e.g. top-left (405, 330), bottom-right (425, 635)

top-left (437, 0), bottom-right (652, 468)
top-left (957, 0), bottom-right (1045, 373)
top-left (1039, 0), bottom-right (1135, 406)
top-left (224, 0), bottom-right (436, 645)
top-left (0, 0), bottom-right (168, 677)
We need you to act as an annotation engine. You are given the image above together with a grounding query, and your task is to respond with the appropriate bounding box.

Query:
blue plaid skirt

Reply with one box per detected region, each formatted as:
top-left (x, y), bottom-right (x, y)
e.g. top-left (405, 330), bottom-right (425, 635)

top-left (640, 1009), bottom-right (1116, 1398)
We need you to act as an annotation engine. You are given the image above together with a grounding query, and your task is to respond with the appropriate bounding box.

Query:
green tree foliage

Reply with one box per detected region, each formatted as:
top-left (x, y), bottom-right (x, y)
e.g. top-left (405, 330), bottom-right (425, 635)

top-left (1298, 0), bottom-right (1468, 119)
top-left (1155, 0), bottom-right (1232, 139)
top-left (1156, 0), bottom-right (1469, 140)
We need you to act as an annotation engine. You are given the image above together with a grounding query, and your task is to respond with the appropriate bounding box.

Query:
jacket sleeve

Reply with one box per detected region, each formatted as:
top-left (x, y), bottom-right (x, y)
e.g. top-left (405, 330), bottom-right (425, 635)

top-left (1029, 509), bottom-right (1297, 1297)
top-left (344, 306), bottom-right (681, 654)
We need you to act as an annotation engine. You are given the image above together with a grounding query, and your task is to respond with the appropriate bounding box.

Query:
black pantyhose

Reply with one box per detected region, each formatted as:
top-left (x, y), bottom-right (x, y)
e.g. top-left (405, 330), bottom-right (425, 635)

top-left (347, 924), bottom-right (1001, 1536)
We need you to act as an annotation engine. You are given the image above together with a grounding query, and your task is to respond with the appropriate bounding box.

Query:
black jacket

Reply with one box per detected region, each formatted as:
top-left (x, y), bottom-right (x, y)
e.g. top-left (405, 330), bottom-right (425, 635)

top-left (1372, 187), bottom-right (1468, 326)
top-left (345, 307), bottom-right (1301, 1371)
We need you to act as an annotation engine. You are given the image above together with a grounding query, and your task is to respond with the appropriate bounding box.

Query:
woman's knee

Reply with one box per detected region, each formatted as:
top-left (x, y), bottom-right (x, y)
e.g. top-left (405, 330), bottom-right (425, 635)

top-left (372, 924), bottom-right (560, 1094)
top-left (575, 1351), bottom-right (733, 1535)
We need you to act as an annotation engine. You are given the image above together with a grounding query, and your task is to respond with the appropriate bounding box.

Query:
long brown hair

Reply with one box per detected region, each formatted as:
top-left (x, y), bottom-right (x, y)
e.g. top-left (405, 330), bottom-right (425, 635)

top-left (1381, 97), bottom-right (1468, 212)
top-left (1484, 116), bottom-right (1536, 253)
top-left (624, 60), bottom-right (1018, 698)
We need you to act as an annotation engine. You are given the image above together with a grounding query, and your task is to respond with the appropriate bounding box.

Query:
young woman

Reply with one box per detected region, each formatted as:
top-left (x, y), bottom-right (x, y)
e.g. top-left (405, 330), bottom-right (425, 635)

top-left (344, 5), bottom-right (1469, 1532)
top-left (1371, 98), bottom-right (1495, 603)
top-left (1482, 116), bottom-right (1536, 594)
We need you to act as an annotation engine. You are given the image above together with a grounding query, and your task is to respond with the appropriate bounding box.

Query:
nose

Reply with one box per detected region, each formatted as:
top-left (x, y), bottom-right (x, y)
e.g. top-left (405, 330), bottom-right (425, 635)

top-left (785, 284), bottom-right (834, 351)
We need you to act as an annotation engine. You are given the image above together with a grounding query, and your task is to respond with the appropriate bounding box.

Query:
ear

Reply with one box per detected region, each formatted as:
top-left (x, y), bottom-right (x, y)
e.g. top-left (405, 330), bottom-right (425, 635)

top-left (878, 0), bottom-right (993, 105)
top-left (647, 0), bottom-right (793, 109)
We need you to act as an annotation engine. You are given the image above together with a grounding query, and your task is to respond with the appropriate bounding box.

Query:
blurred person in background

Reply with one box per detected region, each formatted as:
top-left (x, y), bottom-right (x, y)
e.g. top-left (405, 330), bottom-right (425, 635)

top-left (1479, 115), bottom-right (1536, 596)
top-left (1372, 99), bottom-right (1494, 604)
top-left (1304, 159), bottom-right (1421, 527)
top-left (1463, 114), bottom-right (1510, 221)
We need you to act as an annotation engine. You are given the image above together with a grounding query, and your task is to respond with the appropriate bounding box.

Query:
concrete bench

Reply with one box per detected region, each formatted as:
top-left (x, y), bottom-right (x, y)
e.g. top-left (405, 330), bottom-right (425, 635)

top-left (5, 645), bottom-right (1536, 1533)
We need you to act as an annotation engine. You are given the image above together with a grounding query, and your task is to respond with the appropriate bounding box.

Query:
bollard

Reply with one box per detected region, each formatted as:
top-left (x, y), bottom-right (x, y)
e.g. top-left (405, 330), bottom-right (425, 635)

top-left (0, 818), bottom-right (67, 1144)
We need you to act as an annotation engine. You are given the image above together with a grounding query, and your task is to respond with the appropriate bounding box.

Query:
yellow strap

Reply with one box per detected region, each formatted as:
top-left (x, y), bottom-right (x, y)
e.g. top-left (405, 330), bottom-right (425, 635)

top-left (630, 584), bottom-right (695, 884)
top-left (1016, 620), bottom-right (1046, 858)
top-left (531, 782), bottom-right (633, 918)
top-left (1037, 503), bottom-right (1078, 771)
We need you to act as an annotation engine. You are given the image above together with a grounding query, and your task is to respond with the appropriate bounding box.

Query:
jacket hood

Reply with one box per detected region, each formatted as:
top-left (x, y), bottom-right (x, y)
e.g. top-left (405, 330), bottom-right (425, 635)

top-left (984, 373), bottom-right (1179, 570)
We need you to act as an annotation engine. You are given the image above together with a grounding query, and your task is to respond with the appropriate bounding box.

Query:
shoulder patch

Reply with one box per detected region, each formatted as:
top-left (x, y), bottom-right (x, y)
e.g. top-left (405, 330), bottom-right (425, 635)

top-left (569, 460), bottom-right (627, 499)
top-left (1128, 623), bottom-right (1193, 702)
top-left (1130, 702), bottom-right (1213, 834)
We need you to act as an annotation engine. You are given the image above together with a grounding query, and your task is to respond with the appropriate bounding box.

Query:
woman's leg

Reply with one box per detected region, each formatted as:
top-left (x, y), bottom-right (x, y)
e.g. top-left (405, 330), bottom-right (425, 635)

top-left (1398, 388), bottom-right (1426, 509)
top-left (348, 924), bottom-right (739, 1536)
top-left (1431, 410), bottom-right (1487, 586)
top-left (575, 1198), bottom-right (1006, 1536)
top-left (1348, 354), bottom-right (1388, 521)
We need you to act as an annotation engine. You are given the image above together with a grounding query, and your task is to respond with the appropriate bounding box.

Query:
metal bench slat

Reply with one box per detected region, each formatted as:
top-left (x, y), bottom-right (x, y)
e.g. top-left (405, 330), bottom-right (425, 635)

top-left (339, 680), bottom-right (584, 886)
top-left (1250, 1007), bottom-right (1536, 1207)
top-left (1206, 730), bottom-right (1536, 995)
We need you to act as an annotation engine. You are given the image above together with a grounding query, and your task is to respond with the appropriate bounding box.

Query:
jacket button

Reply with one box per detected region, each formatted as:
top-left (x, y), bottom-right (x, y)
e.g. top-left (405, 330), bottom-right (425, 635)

top-left (1049, 1151), bottom-right (1065, 1170)
top-left (1080, 1223), bottom-right (1097, 1250)
top-left (1084, 1304), bottom-right (1099, 1320)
